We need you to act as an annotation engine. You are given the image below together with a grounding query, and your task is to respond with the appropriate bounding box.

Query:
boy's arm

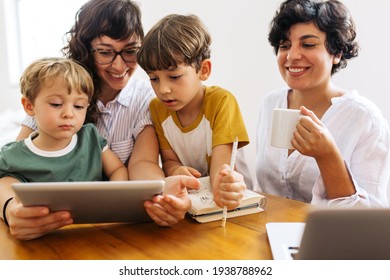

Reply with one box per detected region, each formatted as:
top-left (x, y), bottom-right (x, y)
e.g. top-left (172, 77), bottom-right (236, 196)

top-left (161, 149), bottom-right (201, 177)
top-left (0, 176), bottom-right (19, 222)
top-left (102, 149), bottom-right (129, 181)
top-left (210, 143), bottom-right (246, 209)
top-left (210, 143), bottom-right (232, 187)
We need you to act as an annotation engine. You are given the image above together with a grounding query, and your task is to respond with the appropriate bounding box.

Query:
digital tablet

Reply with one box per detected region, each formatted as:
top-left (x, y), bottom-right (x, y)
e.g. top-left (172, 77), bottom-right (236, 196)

top-left (11, 180), bottom-right (165, 224)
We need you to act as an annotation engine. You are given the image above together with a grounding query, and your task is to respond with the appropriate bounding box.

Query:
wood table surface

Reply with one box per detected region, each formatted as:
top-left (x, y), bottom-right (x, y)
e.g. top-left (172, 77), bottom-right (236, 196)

top-left (0, 193), bottom-right (310, 260)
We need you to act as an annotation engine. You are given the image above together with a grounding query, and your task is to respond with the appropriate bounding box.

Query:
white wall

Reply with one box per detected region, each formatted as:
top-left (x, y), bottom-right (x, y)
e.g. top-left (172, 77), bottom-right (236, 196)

top-left (0, 0), bottom-right (19, 111)
top-left (0, 0), bottom-right (7, 98)
top-left (1, 0), bottom-right (389, 183)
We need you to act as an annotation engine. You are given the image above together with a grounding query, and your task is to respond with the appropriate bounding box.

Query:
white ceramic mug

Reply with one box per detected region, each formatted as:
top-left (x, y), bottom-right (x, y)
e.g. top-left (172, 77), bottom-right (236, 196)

top-left (271, 108), bottom-right (301, 149)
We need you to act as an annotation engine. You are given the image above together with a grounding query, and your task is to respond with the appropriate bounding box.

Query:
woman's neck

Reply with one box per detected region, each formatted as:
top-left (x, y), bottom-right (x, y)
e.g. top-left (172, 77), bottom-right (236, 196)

top-left (98, 84), bottom-right (121, 106)
top-left (288, 83), bottom-right (345, 119)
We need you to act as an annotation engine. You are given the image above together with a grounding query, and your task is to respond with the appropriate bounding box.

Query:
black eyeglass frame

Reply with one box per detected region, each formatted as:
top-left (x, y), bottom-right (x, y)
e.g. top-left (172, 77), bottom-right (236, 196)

top-left (91, 47), bottom-right (140, 65)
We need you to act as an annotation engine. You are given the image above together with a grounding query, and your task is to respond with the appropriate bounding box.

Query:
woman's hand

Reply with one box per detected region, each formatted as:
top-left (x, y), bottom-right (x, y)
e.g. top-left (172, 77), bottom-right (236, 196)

top-left (144, 175), bottom-right (200, 226)
top-left (292, 106), bottom-right (339, 160)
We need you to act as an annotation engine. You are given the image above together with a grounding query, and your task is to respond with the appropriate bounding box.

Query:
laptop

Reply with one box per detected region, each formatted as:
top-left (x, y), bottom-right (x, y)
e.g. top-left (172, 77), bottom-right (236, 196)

top-left (12, 180), bottom-right (165, 224)
top-left (266, 207), bottom-right (390, 260)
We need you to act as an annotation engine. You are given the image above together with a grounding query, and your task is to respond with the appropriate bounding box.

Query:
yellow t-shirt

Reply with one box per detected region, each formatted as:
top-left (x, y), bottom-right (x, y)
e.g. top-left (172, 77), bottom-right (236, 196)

top-left (150, 86), bottom-right (249, 176)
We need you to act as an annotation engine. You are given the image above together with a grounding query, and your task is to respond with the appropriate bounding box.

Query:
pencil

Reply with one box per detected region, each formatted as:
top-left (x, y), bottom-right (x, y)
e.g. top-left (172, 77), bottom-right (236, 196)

top-left (221, 136), bottom-right (239, 227)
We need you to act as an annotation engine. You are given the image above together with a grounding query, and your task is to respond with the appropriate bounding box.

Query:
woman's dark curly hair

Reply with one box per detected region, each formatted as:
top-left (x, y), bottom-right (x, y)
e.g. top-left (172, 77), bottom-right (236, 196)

top-left (62, 0), bottom-right (144, 124)
top-left (268, 0), bottom-right (359, 75)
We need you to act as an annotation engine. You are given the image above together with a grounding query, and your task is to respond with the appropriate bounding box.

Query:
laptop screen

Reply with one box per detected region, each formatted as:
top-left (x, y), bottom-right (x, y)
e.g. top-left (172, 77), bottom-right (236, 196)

top-left (267, 208), bottom-right (390, 260)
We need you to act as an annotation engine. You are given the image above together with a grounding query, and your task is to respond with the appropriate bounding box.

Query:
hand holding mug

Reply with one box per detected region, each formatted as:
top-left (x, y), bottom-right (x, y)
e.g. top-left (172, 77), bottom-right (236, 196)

top-left (271, 108), bottom-right (301, 149)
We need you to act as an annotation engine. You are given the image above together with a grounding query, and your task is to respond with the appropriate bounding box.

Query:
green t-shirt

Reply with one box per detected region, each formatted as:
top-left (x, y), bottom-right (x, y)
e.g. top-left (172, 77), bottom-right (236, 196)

top-left (0, 123), bottom-right (107, 182)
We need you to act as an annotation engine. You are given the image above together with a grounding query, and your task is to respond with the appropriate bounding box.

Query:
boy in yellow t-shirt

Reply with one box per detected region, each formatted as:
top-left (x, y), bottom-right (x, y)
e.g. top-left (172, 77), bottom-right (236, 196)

top-left (138, 14), bottom-right (249, 210)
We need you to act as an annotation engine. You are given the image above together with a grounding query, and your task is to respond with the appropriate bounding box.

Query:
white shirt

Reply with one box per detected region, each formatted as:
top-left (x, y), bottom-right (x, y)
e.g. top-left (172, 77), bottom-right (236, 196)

top-left (255, 88), bottom-right (390, 207)
top-left (22, 77), bottom-right (154, 164)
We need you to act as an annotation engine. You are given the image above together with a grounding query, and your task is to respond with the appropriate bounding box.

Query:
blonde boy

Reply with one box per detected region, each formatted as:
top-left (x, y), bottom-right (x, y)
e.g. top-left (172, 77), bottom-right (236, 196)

top-left (0, 57), bottom-right (127, 240)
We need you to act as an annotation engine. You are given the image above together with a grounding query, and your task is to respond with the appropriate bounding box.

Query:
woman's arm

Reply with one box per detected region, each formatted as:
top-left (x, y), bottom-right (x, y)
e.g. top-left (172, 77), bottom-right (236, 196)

top-left (293, 107), bottom-right (356, 199)
top-left (128, 126), bottom-right (202, 225)
top-left (128, 125), bottom-right (165, 180)
top-left (102, 148), bottom-right (129, 181)
top-left (16, 125), bottom-right (34, 141)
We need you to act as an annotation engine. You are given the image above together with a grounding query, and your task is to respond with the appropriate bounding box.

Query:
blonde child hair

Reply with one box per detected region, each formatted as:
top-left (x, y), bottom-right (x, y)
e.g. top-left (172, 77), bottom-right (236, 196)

top-left (20, 57), bottom-right (94, 103)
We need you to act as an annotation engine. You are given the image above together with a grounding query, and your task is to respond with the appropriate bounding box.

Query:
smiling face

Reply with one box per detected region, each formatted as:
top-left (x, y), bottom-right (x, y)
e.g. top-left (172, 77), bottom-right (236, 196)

top-left (91, 35), bottom-right (140, 98)
top-left (277, 22), bottom-right (338, 93)
top-left (23, 76), bottom-right (89, 149)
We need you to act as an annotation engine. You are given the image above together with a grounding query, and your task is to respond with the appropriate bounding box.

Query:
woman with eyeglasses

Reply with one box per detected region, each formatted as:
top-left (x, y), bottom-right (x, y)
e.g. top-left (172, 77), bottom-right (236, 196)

top-left (8, 0), bottom-right (199, 240)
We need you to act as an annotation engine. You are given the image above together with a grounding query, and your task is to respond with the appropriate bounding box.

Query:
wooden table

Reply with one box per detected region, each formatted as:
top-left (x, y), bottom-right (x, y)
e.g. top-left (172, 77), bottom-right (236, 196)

top-left (0, 194), bottom-right (309, 260)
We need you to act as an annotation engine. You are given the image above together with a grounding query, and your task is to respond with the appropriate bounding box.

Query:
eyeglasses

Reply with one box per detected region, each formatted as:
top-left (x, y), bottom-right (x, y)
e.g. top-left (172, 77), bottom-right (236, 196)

top-left (91, 47), bottom-right (140, 65)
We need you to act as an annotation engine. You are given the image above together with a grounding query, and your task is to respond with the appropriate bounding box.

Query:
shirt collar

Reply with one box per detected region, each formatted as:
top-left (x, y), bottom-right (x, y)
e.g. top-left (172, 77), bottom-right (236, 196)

top-left (98, 78), bottom-right (136, 109)
top-left (24, 131), bottom-right (78, 157)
